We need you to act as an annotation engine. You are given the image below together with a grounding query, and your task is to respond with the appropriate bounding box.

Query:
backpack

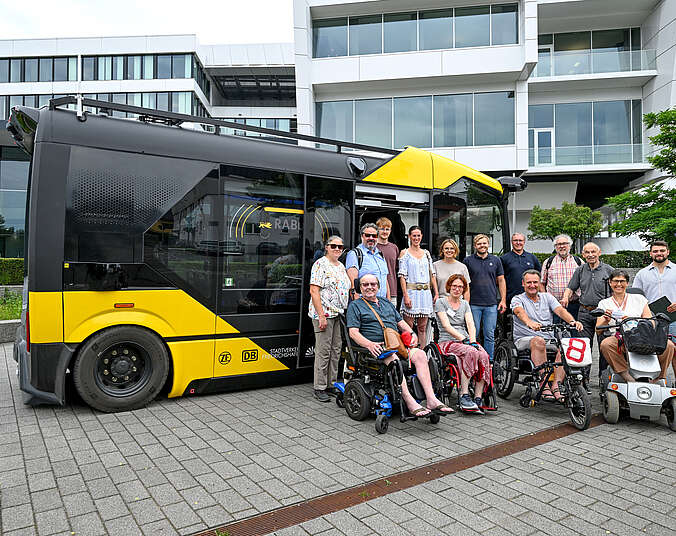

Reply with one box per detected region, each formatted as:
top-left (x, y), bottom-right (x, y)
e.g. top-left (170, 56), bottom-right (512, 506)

top-left (339, 247), bottom-right (363, 270)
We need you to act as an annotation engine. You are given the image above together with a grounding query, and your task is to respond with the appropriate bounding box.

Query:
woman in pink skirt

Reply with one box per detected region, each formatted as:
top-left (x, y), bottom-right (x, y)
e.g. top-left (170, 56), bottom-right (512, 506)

top-left (434, 274), bottom-right (491, 413)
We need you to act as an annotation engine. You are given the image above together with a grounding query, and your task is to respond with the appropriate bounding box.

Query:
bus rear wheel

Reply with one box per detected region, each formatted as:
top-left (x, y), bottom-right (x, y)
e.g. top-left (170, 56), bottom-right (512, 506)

top-left (73, 326), bottom-right (169, 412)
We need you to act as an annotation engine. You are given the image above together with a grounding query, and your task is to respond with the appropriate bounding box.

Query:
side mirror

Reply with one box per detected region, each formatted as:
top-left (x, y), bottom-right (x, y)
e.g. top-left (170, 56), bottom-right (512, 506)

top-left (590, 308), bottom-right (605, 318)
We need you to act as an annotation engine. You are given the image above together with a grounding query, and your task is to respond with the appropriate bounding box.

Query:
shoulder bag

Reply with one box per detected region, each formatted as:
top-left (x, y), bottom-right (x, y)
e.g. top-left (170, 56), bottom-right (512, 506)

top-left (360, 298), bottom-right (407, 357)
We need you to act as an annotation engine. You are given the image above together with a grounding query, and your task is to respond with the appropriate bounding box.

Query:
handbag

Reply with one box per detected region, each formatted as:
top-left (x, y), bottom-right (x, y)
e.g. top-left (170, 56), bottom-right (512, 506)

top-left (360, 298), bottom-right (408, 358)
top-left (622, 318), bottom-right (668, 355)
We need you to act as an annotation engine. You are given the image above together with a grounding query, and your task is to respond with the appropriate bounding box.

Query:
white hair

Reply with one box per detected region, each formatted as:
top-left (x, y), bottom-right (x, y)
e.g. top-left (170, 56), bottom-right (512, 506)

top-left (553, 234), bottom-right (572, 245)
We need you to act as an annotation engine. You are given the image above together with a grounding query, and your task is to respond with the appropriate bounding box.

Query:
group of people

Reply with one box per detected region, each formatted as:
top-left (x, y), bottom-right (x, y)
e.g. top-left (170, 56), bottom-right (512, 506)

top-left (308, 219), bottom-right (676, 411)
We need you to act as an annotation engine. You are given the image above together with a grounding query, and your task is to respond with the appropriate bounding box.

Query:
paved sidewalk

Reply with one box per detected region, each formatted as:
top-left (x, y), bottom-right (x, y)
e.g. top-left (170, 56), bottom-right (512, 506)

top-left (270, 421), bottom-right (676, 536)
top-left (0, 341), bottom-right (673, 536)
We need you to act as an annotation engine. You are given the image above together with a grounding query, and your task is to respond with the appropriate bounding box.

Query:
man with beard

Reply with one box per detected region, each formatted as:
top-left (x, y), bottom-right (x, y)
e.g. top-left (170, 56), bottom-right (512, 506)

top-left (633, 240), bottom-right (676, 377)
top-left (346, 223), bottom-right (390, 300)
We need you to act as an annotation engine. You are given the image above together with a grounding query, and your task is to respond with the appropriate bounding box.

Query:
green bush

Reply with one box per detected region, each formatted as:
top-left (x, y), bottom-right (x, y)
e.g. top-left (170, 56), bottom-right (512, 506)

top-left (0, 290), bottom-right (21, 320)
top-left (0, 258), bottom-right (23, 285)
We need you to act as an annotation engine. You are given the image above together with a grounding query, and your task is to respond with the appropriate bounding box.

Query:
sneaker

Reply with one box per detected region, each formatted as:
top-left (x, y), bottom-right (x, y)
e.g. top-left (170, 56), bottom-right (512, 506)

top-left (325, 387), bottom-right (340, 397)
top-left (459, 394), bottom-right (479, 412)
top-left (474, 397), bottom-right (486, 415)
top-left (314, 389), bottom-right (330, 402)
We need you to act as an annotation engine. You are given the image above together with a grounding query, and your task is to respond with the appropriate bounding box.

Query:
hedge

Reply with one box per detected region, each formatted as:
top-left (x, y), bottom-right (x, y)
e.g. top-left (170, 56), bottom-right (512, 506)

top-left (532, 251), bottom-right (650, 269)
top-left (0, 258), bottom-right (23, 285)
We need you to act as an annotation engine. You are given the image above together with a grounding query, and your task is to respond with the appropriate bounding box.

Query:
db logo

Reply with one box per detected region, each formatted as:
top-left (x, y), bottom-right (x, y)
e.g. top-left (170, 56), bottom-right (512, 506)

top-left (242, 349), bottom-right (259, 362)
top-left (218, 352), bottom-right (231, 364)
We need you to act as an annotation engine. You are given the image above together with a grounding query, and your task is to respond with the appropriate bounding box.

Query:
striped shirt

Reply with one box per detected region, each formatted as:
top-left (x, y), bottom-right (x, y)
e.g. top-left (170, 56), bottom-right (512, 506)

top-left (541, 255), bottom-right (581, 301)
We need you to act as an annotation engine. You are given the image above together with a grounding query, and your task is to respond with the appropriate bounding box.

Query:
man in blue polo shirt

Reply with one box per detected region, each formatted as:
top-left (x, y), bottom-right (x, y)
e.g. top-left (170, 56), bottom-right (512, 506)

top-left (501, 233), bottom-right (542, 306)
top-left (463, 234), bottom-right (506, 360)
top-left (345, 223), bottom-right (390, 300)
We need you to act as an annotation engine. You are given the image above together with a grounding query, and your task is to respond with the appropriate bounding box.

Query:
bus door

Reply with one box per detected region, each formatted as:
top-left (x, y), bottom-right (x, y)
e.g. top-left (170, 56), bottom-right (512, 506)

top-left (215, 166), bottom-right (305, 380)
top-left (298, 176), bottom-right (354, 369)
top-left (432, 191), bottom-right (467, 260)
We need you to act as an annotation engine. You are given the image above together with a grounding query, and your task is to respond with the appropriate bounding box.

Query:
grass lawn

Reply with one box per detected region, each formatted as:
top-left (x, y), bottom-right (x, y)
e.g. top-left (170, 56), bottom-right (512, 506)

top-left (0, 291), bottom-right (21, 320)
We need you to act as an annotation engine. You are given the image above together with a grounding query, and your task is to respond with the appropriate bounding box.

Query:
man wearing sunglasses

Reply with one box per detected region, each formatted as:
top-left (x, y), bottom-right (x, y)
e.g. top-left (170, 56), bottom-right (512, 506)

top-left (345, 223), bottom-right (391, 300)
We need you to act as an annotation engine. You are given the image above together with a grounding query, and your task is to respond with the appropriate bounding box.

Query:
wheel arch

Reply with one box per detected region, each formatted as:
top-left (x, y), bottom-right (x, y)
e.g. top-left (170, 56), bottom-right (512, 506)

top-left (66, 323), bottom-right (174, 402)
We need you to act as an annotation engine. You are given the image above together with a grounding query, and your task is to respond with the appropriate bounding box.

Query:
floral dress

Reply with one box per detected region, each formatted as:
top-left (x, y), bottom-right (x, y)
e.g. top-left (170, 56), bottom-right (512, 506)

top-left (308, 256), bottom-right (350, 319)
top-left (399, 249), bottom-right (436, 318)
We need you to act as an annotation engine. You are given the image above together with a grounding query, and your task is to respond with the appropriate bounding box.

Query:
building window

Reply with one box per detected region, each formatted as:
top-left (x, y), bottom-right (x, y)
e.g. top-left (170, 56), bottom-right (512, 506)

top-left (313, 17), bottom-right (348, 58)
top-left (157, 55), bottom-right (172, 79)
top-left (384, 12), bottom-right (417, 53)
top-left (474, 91), bottom-right (515, 145)
top-left (143, 55), bottom-right (154, 79)
top-left (317, 91), bottom-right (515, 149)
top-left (419, 9), bottom-right (453, 51)
top-left (10, 59), bottom-right (22, 82)
top-left (39, 58), bottom-right (53, 81)
top-left (53, 57), bottom-right (68, 81)
top-left (0, 59), bottom-right (8, 83)
top-left (394, 96), bottom-right (432, 148)
top-left (349, 15), bottom-right (383, 56)
top-left (313, 3), bottom-right (518, 58)
top-left (24, 59), bottom-right (38, 82)
top-left (433, 93), bottom-right (473, 147)
top-left (455, 6), bottom-right (490, 48)
top-left (83, 57), bottom-right (95, 80)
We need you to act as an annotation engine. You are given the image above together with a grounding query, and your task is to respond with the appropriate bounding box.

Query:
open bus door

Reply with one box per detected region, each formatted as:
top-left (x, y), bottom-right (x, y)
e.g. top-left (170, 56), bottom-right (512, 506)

top-left (298, 176), bottom-right (354, 369)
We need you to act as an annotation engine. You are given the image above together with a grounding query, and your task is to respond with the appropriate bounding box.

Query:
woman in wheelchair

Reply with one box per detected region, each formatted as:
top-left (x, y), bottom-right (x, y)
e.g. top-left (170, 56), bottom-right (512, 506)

top-left (596, 269), bottom-right (674, 383)
top-left (434, 274), bottom-right (491, 413)
top-left (346, 274), bottom-right (454, 417)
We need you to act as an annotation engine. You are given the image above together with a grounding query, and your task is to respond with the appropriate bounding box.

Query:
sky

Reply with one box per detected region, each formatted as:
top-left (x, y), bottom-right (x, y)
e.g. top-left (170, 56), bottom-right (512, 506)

top-left (0, 0), bottom-right (294, 44)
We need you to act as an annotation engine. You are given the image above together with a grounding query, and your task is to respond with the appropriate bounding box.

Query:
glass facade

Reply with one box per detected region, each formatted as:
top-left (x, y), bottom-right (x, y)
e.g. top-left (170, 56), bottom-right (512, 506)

top-left (0, 56), bottom-right (78, 83)
top-left (313, 4), bottom-right (518, 58)
top-left (528, 99), bottom-right (643, 166)
top-left (221, 118), bottom-right (297, 143)
top-left (0, 147), bottom-right (29, 258)
top-left (316, 91), bottom-right (515, 148)
top-left (0, 91), bottom-right (209, 120)
top-left (534, 27), bottom-right (652, 77)
top-left (81, 53), bottom-right (211, 96)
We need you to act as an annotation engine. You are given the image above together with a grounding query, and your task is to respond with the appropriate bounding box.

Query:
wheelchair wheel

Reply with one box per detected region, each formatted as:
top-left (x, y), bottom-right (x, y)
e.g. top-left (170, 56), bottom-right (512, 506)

top-left (665, 399), bottom-right (676, 432)
top-left (344, 381), bottom-right (371, 421)
top-left (494, 341), bottom-right (515, 399)
top-left (375, 414), bottom-right (389, 434)
top-left (603, 391), bottom-right (620, 424)
top-left (567, 384), bottom-right (592, 431)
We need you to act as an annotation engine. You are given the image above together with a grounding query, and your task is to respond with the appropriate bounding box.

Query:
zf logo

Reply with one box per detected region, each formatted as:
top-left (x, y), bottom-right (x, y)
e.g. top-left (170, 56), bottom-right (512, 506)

top-left (218, 352), bottom-right (232, 365)
top-left (242, 349), bottom-right (259, 362)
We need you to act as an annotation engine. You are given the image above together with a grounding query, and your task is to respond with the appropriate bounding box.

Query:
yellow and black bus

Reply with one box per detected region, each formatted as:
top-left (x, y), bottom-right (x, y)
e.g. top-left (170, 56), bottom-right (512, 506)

top-left (8, 97), bottom-right (523, 412)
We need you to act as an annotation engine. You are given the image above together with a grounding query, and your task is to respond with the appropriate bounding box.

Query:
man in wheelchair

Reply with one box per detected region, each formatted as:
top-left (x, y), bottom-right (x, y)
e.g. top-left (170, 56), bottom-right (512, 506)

top-left (346, 274), bottom-right (454, 417)
top-left (511, 270), bottom-right (583, 402)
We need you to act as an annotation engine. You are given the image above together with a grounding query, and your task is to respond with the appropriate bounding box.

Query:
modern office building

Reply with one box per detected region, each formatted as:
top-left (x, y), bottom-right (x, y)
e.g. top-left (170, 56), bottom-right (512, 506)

top-left (1, 0), bottom-right (674, 256)
top-left (294, 0), bottom-right (676, 251)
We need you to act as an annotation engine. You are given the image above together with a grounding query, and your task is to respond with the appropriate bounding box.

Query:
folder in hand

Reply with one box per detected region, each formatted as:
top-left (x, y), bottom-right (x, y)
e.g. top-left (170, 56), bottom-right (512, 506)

top-left (648, 296), bottom-right (676, 322)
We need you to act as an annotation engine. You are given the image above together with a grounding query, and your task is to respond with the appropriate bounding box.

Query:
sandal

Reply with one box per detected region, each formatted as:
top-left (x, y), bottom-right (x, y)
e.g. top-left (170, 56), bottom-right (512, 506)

top-left (551, 387), bottom-right (565, 404)
top-left (540, 388), bottom-right (556, 402)
top-left (410, 407), bottom-right (431, 417)
top-left (428, 403), bottom-right (454, 415)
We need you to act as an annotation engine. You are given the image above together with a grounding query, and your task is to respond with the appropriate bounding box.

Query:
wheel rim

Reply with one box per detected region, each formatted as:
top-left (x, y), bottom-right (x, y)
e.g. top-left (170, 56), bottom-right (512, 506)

top-left (345, 387), bottom-right (362, 416)
top-left (568, 385), bottom-right (586, 425)
top-left (94, 341), bottom-right (152, 398)
top-left (493, 347), bottom-right (508, 388)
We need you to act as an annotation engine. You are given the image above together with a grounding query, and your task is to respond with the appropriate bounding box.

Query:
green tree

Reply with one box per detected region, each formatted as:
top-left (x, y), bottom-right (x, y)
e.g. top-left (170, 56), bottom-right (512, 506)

top-left (527, 202), bottom-right (603, 252)
top-left (607, 109), bottom-right (676, 252)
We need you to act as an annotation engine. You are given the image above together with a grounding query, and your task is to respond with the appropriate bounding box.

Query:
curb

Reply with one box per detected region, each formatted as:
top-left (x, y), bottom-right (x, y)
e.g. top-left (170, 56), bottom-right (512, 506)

top-left (0, 319), bottom-right (19, 343)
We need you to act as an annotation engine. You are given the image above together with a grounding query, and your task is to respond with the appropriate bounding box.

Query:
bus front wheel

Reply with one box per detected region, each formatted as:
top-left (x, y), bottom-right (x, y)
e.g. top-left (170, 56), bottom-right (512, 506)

top-left (73, 326), bottom-right (169, 412)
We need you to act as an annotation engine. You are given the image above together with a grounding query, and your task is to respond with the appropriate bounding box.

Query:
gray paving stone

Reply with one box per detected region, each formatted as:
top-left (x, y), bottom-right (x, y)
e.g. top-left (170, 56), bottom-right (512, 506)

top-left (1, 503), bottom-right (34, 531)
top-left (94, 494), bottom-right (131, 521)
top-left (162, 501), bottom-right (202, 529)
top-left (129, 498), bottom-right (166, 524)
top-left (35, 508), bottom-right (69, 535)
top-left (30, 489), bottom-right (64, 514)
top-left (69, 512), bottom-right (106, 536)
top-left (140, 519), bottom-right (179, 536)
top-left (62, 491), bottom-right (96, 517)
top-left (104, 514), bottom-right (143, 536)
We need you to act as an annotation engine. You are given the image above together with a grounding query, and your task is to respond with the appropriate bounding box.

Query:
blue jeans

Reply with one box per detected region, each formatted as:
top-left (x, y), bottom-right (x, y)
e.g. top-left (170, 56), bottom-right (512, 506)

top-left (669, 321), bottom-right (676, 341)
top-left (470, 305), bottom-right (498, 360)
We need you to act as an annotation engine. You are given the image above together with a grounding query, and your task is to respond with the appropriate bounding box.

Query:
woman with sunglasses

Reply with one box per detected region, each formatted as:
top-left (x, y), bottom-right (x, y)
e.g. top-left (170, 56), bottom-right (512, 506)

top-left (597, 269), bottom-right (674, 383)
top-left (433, 238), bottom-right (471, 301)
top-left (398, 226), bottom-right (438, 346)
top-left (309, 236), bottom-right (351, 402)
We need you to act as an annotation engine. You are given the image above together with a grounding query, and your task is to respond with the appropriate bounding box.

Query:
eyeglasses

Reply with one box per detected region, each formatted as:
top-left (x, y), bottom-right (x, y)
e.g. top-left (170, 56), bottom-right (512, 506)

top-left (610, 279), bottom-right (628, 284)
top-left (360, 282), bottom-right (378, 287)
top-left (327, 244), bottom-right (344, 250)
top-left (555, 243), bottom-right (570, 247)
top-left (450, 285), bottom-right (464, 290)
top-left (363, 233), bottom-right (377, 238)
top-left (512, 239), bottom-right (524, 243)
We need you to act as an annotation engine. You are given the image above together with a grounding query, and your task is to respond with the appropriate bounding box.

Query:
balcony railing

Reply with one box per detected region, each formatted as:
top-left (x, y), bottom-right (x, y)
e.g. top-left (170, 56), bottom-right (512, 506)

top-left (529, 144), bottom-right (647, 167)
top-left (533, 49), bottom-right (656, 78)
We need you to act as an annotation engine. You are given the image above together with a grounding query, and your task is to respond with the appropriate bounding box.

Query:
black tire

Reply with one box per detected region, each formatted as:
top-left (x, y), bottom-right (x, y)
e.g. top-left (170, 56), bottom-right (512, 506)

top-left (375, 414), bottom-right (389, 434)
top-left (73, 326), bottom-right (169, 413)
top-left (336, 394), bottom-right (344, 408)
top-left (603, 391), bottom-right (620, 424)
top-left (429, 413), bottom-right (441, 425)
top-left (494, 342), bottom-right (515, 399)
top-left (344, 381), bottom-right (371, 421)
top-left (567, 383), bottom-right (592, 431)
top-left (665, 398), bottom-right (676, 432)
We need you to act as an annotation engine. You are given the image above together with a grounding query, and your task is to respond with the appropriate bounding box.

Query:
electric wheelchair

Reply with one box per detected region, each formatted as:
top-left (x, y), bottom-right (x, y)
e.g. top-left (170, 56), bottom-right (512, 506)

top-left (493, 313), bottom-right (592, 430)
top-left (334, 315), bottom-right (446, 434)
